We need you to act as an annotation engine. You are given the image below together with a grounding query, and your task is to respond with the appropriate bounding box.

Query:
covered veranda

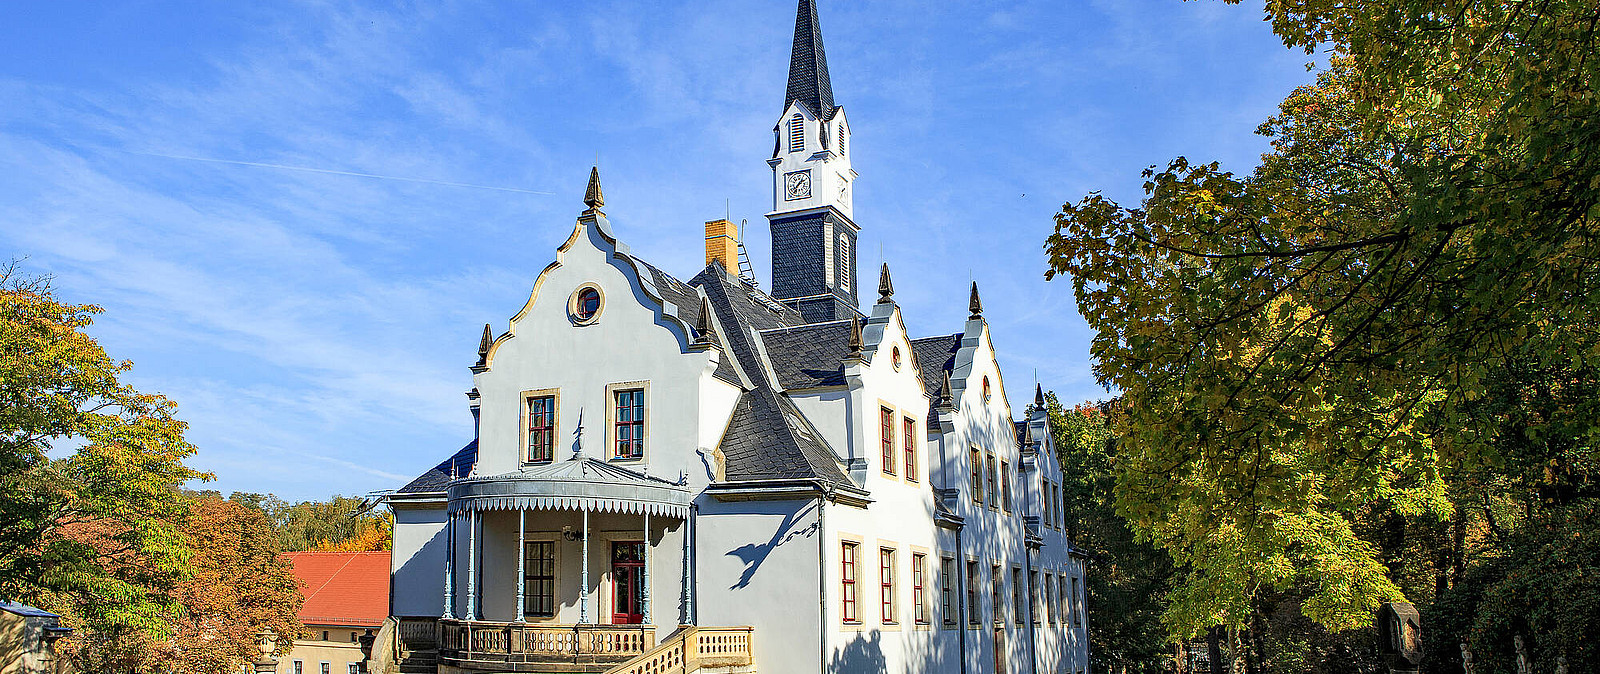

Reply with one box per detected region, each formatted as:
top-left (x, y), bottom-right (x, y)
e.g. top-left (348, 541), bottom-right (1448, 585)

top-left (436, 457), bottom-right (692, 670)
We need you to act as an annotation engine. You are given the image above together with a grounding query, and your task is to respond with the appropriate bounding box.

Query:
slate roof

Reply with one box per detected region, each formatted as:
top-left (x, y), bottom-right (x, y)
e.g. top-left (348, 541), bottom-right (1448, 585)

top-left (284, 551), bottom-right (391, 628)
top-left (910, 334), bottom-right (961, 401)
top-left (785, 0), bottom-right (836, 119)
top-left (689, 265), bottom-right (856, 489)
top-left (637, 260), bottom-right (742, 386)
top-left (396, 440), bottom-right (477, 494)
top-left (760, 320), bottom-right (854, 390)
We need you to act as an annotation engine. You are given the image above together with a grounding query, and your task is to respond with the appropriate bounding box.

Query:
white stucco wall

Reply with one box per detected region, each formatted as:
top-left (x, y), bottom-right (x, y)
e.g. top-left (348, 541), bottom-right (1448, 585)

top-left (391, 504), bottom-right (447, 617)
top-left (695, 496), bottom-right (823, 674)
top-left (473, 213), bottom-right (725, 486)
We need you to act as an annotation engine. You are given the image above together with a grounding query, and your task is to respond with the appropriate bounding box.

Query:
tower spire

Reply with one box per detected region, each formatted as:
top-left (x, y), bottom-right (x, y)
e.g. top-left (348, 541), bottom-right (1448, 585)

top-left (785, 0), bottom-right (835, 117)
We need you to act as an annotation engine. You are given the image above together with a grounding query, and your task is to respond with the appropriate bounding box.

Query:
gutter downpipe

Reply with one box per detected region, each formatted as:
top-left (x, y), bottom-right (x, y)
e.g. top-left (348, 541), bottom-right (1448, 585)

top-left (689, 501), bottom-right (700, 625)
top-left (818, 484), bottom-right (829, 674)
top-left (956, 525), bottom-right (968, 674)
top-left (1025, 548), bottom-right (1038, 674)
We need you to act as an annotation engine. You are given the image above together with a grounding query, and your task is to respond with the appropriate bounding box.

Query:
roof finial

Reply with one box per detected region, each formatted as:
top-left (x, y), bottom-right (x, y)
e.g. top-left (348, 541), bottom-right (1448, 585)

top-left (968, 281), bottom-right (983, 319)
top-left (476, 323), bottom-right (493, 366)
top-left (785, 0), bottom-right (836, 117)
top-left (847, 315), bottom-right (862, 353)
top-left (583, 165), bottom-right (604, 211)
top-left (939, 370), bottom-right (954, 408)
top-left (877, 263), bottom-right (894, 303)
top-left (694, 297), bottom-right (717, 346)
top-left (1035, 383), bottom-right (1045, 408)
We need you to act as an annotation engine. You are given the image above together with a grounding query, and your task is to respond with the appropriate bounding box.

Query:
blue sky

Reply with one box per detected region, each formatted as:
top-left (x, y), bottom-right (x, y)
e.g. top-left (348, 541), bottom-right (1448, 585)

top-left (1, 0), bottom-right (1315, 502)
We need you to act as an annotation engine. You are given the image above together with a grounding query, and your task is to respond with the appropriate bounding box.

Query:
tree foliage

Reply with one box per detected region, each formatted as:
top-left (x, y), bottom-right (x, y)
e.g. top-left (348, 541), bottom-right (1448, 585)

top-left (222, 493), bottom-right (391, 552)
top-left (1043, 394), bottom-right (1177, 672)
top-left (1043, 0), bottom-right (1599, 648)
top-left (0, 264), bottom-right (207, 641)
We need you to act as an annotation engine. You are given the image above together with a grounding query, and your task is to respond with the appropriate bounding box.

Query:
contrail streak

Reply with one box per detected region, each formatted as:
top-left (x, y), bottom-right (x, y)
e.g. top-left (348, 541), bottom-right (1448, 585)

top-left (116, 149), bottom-right (556, 195)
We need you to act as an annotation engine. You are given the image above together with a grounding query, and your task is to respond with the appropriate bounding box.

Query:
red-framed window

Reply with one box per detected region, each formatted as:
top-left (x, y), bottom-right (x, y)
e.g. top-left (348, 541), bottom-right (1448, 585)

top-left (1030, 570), bottom-right (1042, 625)
top-left (880, 548), bottom-right (896, 624)
top-left (1012, 567), bottom-right (1025, 625)
top-left (1000, 461), bottom-right (1012, 513)
top-left (986, 454), bottom-right (997, 510)
top-left (903, 417), bottom-right (918, 482)
top-left (990, 565), bottom-right (1003, 625)
top-left (614, 389), bottom-right (644, 459)
top-left (880, 407), bottom-right (895, 475)
top-left (941, 557), bottom-right (957, 626)
top-left (1073, 576), bottom-right (1082, 626)
top-left (970, 449), bottom-right (983, 503)
top-left (912, 553), bottom-right (928, 625)
top-left (841, 542), bottom-right (859, 623)
top-left (527, 395), bottom-right (555, 462)
top-left (966, 561), bottom-right (980, 625)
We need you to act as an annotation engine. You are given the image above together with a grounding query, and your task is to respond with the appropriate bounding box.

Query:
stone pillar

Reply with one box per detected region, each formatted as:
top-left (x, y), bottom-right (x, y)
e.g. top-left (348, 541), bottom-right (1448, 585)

top-left (515, 509), bottom-right (526, 622)
top-left (642, 512), bottom-right (651, 625)
top-left (580, 508), bottom-right (591, 624)
top-left (466, 510), bottom-right (478, 621)
top-left (443, 511), bottom-right (455, 618)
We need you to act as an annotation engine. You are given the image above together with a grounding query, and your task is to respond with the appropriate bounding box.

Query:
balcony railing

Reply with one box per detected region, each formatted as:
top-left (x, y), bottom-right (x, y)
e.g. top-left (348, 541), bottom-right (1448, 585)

top-left (608, 626), bottom-right (753, 674)
top-left (438, 619), bottom-right (656, 668)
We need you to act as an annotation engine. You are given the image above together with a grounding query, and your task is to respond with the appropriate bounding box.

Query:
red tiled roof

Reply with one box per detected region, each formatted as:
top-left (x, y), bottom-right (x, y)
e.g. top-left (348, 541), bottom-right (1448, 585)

top-left (283, 551), bottom-right (390, 628)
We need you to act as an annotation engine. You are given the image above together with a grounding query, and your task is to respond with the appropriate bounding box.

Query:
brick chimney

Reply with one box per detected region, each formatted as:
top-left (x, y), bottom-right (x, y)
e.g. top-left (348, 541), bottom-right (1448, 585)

top-left (705, 219), bottom-right (739, 271)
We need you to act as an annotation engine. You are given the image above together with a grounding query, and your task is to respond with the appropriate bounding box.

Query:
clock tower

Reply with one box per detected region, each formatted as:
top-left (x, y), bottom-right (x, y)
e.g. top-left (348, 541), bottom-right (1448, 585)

top-left (767, 0), bottom-right (860, 323)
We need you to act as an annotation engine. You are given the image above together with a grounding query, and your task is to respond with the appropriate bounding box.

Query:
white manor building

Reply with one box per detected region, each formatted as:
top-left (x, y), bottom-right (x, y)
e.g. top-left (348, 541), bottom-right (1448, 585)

top-left (384, 2), bottom-right (1090, 673)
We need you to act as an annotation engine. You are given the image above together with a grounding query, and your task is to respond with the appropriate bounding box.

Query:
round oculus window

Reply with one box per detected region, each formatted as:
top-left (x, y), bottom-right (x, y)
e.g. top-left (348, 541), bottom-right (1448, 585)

top-left (570, 285), bottom-right (603, 324)
top-left (891, 346), bottom-right (902, 371)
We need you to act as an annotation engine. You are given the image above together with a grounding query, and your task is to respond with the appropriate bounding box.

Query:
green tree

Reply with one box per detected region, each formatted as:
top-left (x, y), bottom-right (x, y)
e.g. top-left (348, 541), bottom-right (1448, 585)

top-left (0, 265), bottom-right (208, 647)
top-left (147, 495), bottom-right (304, 674)
top-left (1043, 0), bottom-right (1599, 649)
top-left (225, 492), bottom-right (390, 552)
top-left (1042, 394), bottom-right (1177, 672)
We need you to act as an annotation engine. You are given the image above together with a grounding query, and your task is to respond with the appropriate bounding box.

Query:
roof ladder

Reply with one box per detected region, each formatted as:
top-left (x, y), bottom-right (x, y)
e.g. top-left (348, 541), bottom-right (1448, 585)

top-left (736, 219), bottom-right (758, 286)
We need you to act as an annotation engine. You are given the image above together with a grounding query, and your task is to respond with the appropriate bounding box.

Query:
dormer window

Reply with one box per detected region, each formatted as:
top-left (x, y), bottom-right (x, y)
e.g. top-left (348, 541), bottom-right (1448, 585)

top-left (788, 114), bottom-right (805, 153)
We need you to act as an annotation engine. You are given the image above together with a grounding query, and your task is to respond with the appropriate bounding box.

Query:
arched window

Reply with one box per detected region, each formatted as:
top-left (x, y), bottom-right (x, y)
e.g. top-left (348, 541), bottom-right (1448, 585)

top-left (788, 114), bottom-right (805, 153)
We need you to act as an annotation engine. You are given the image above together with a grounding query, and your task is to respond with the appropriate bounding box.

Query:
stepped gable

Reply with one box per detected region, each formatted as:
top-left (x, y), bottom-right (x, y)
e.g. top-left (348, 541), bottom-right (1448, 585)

top-left (397, 440), bottom-right (478, 494)
top-left (760, 320), bottom-right (855, 390)
top-left (689, 267), bottom-right (857, 490)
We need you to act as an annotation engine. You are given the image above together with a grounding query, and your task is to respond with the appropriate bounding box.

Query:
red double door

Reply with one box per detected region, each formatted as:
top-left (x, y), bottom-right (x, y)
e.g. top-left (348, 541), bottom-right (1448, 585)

top-left (611, 541), bottom-right (646, 624)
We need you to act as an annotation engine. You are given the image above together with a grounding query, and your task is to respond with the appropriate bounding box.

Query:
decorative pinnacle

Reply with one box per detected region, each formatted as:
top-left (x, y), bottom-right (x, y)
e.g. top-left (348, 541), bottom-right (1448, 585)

top-left (1020, 418), bottom-right (1033, 446)
top-left (695, 297), bottom-right (716, 346)
top-left (878, 263), bottom-right (894, 302)
top-left (476, 323), bottom-right (493, 365)
top-left (1035, 383), bottom-right (1045, 407)
top-left (968, 281), bottom-right (983, 319)
top-left (583, 166), bottom-right (604, 211)
top-left (847, 315), bottom-right (863, 353)
top-left (940, 370), bottom-right (953, 408)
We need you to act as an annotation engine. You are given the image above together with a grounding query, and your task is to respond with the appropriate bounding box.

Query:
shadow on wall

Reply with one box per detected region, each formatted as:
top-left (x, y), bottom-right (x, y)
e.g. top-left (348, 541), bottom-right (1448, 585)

top-left (831, 630), bottom-right (889, 674)
top-left (724, 500), bottom-right (820, 590)
top-left (393, 525), bottom-right (446, 616)
top-left (830, 628), bottom-right (953, 674)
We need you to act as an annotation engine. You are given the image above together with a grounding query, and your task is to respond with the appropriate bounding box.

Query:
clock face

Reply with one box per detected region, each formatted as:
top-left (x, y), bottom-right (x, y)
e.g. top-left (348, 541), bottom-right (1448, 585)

top-left (784, 170), bottom-right (812, 200)
top-left (838, 180), bottom-right (848, 201)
